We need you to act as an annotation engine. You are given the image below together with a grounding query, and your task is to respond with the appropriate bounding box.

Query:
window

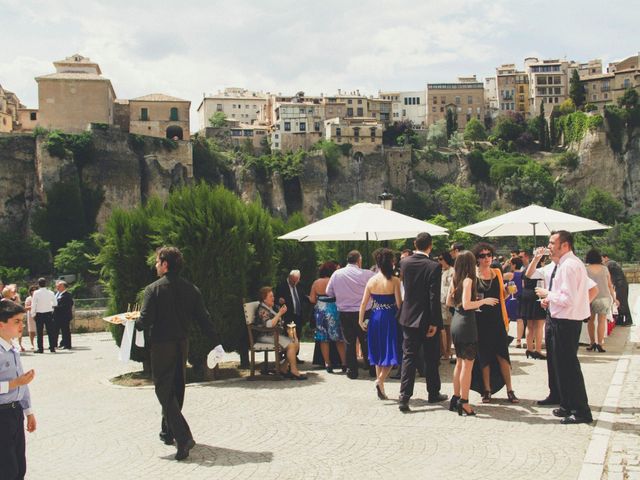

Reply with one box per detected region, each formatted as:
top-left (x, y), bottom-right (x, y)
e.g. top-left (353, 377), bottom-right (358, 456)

top-left (357, 107), bottom-right (363, 116)
top-left (347, 108), bottom-right (353, 117)
top-left (554, 77), bottom-right (561, 85)
top-left (299, 108), bottom-right (305, 114)
top-left (336, 127), bottom-right (341, 137)
top-left (402, 109), bottom-right (406, 116)
top-left (284, 122), bottom-right (291, 131)
top-left (243, 130), bottom-right (253, 137)
top-left (370, 127), bottom-right (376, 137)
top-left (353, 127), bottom-right (360, 141)
top-left (170, 107), bottom-right (179, 121)
top-left (357, 99), bottom-right (362, 104)
top-left (592, 94), bottom-right (598, 101)
top-left (347, 99), bottom-right (353, 104)
top-left (624, 79), bottom-right (631, 88)
top-left (314, 122), bottom-right (321, 131)
top-left (30, 112), bottom-right (37, 121)
top-left (604, 93), bottom-right (609, 99)
top-left (441, 96), bottom-right (446, 104)
top-left (299, 122), bottom-right (306, 132)
top-left (216, 104), bottom-right (223, 112)
top-left (467, 96), bottom-right (472, 104)
top-left (140, 108), bottom-right (149, 121)
top-left (245, 105), bottom-right (250, 109)
top-left (455, 96), bottom-right (461, 105)
top-left (440, 107), bottom-right (444, 112)
top-left (232, 104), bottom-right (236, 109)
top-left (404, 98), bottom-right (408, 105)
top-left (466, 114), bottom-right (471, 122)
top-left (416, 97), bottom-right (420, 104)
top-left (432, 106), bottom-right (436, 112)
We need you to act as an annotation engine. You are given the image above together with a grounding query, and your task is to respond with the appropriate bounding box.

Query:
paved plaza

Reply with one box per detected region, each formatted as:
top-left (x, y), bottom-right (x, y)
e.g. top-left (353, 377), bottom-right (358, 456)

top-left (21, 287), bottom-right (640, 480)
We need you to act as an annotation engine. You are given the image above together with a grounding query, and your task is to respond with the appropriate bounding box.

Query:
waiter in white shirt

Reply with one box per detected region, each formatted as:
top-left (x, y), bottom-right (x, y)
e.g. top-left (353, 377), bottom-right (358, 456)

top-left (534, 231), bottom-right (598, 425)
top-left (30, 277), bottom-right (58, 353)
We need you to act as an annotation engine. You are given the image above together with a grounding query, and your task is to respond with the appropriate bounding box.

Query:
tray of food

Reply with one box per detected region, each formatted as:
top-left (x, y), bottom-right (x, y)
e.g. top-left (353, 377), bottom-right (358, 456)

top-left (103, 305), bottom-right (141, 324)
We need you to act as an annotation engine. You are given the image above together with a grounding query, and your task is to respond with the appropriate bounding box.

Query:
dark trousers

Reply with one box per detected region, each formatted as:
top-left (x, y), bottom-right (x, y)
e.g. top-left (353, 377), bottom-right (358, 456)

top-left (544, 318), bottom-right (561, 401)
top-left (0, 406), bottom-right (26, 480)
top-left (35, 312), bottom-right (56, 352)
top-left (399, 325), bottom-right (441, 402)
top-left (150, 340), bottom-right (192, 445)
top-left (55, 319), bottom-right (72, 348)
top-left (340, 311), bottom-right (369, 376)
top-left (615, 283), bottom-right (633, 324)
top-left (548, 317), bottom-right (592, 419)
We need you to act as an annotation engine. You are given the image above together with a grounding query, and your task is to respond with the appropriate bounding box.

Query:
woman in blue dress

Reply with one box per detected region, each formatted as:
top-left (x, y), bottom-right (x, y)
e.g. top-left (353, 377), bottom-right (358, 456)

top-left (358, 248), bottom-right (402, 400)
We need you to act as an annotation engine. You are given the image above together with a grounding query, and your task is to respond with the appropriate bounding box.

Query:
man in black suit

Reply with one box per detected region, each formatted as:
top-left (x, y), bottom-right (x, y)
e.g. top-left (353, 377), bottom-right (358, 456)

top-left (398, 232), bottom-right (447, 412)
top-left (275, 270), bottom-right (309, 341)
top-left (135, 246), bottom-right (218, 461)
top-left (53, 280), bottom-right (74, 349)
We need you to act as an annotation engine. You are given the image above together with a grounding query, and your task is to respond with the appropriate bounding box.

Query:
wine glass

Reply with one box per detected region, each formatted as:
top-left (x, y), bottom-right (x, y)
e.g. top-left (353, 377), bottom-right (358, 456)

top-left (476, 293), bottom-right (484, 312)
top-left (507, 281), bottom-right (517, 299)
top-left (536, 279), bottom-right (545, 302)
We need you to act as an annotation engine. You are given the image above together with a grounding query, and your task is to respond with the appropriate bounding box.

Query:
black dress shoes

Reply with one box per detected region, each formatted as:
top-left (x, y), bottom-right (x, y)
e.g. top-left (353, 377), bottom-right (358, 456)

top-left (428, 393), bottom-right (449, 403)
top-left (346, 369), bottom-right (358, 380)
top-left (398, 400), bottom-right (410, 413)
top-left (560, 415), bottom-right (593, 425)
top-left (175, 438), bottom-right (196, 461)
top-left (537, 397), bottom-right (560, 406)
top-left (553, 407), bottom-right (571, 418)
top-left (159, 433), bottom-right (174, 445)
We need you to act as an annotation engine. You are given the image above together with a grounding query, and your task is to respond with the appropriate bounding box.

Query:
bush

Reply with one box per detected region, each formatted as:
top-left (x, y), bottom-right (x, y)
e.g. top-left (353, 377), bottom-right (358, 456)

top-left (604, 105), bottom-right (627, 153)
top-left (208, 111), bottom-right (227, 128)
top-left (556, 151), bottom-right (579, 169)
top-left (579, 188), bottom-right (623, 224)
top-left (492, 114), bottom-right (525, 143)
top-left (44, 131), bottom-right (69, 158)
top-left (0, 231), bottom-right (51, 275)
top-left (192, 137), bottom-right (232, 185)
top-left (467, 149), bottom-right (490, 181)
top-left (54, 239), bottom-right (93, 275)
top-left (500, 161), bottom-right (555, 207)
top-left (435, 184), bottom-right (481, 225)
top-left (0, 266), bottom-right (29, 284)
top-left (463, 118), bottom-right (487, 141)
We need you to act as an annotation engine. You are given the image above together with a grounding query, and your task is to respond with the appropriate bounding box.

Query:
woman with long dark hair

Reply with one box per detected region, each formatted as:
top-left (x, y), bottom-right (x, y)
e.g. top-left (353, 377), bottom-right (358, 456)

top-left (309, 261), bottom-right (347, 372)
top-left (447, 250), bottom-right (499, 416)
top-left (358, 248), bottom-right (402, 400)
top-left (473, 243), bottom-right (519, 404)
top-left (585, 248), bottom-right (617, 352)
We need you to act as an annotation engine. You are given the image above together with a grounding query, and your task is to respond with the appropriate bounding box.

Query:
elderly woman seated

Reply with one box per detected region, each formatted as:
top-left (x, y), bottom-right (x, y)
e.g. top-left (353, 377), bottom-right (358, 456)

top-left (255, 286), bottom-right (307, 380)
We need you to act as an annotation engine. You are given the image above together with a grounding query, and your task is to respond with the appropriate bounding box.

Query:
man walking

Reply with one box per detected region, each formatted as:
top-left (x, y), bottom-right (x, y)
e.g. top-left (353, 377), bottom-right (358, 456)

top-left (30, 278), bottom-right (57, 353)
top-left (135, 246), bottom-right (218, 460)
top-left (535, 231), bottom-right (598, 424)
top-left (54, 280), bottom-right (74, 350)
top-left (326, 250), bottom-right (375, 380)
top-left (398, 233), bottom-right (447, 412)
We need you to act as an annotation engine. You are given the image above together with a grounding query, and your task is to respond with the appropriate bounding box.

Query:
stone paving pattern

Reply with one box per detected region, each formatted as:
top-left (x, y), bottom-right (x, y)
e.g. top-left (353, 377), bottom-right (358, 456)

top-left (21, 288), bottom-right (639, 480)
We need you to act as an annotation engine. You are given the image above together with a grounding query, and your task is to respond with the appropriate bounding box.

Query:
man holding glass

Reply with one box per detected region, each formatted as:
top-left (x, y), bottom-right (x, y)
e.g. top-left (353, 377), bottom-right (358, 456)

top-left (531, 231), bottom-right (598, 425)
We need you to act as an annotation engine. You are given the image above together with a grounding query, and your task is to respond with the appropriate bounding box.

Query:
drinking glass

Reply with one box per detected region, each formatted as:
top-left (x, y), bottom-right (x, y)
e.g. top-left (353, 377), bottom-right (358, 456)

top-left (507, 281), bottom-right (517, 299)
top-left (476, 293), bottom-right (484, 312)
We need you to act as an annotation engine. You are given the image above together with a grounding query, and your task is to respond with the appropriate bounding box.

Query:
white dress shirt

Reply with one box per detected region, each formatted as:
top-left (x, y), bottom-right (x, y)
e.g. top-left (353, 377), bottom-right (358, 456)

top-left (546, 252), bottom-right (597, 321)
top-left (31, 287), bottom-right (57, 314)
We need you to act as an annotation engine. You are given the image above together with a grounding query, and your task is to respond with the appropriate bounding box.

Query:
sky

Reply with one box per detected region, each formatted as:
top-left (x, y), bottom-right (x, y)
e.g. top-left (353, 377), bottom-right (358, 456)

top-left (1, 0), bottom-right (638, 128)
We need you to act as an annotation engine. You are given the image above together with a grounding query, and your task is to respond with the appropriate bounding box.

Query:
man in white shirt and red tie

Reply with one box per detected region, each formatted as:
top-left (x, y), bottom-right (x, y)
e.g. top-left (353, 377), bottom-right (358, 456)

top-left (30, 278), bottom-right (58, 353)
top-left (534, 230), bottom-right (598, 425)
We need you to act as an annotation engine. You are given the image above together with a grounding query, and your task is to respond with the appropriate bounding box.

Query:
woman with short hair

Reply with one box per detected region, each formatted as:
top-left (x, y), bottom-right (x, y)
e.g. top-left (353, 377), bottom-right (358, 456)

top-left (255, 286), bottom-right (307, 380)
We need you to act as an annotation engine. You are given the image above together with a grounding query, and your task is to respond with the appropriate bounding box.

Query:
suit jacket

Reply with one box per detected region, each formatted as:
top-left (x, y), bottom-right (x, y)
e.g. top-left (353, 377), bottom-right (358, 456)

top-left (135, 272), bottom-right (218, 345)
top-left (398, 252), bottom-right (443, 330)
top-left (275, 280), bottom-right (308, 325)
top-left (53, 290), bottom-right (74, 323)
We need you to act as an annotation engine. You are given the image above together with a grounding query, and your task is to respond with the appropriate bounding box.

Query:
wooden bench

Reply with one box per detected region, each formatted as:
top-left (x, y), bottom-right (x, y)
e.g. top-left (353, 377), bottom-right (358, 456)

top-left (243, 301), bottom-right (283, 379)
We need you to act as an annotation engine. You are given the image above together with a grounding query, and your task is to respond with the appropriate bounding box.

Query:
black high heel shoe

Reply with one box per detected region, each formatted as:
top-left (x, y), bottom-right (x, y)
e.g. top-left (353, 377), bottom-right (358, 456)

top-left (507, 390), bottom-right (519, 403)
top-left (586, 343), bottom-right (596, 351)
top-left (535, 351), bottom-right (547, 360)
top-left (449, 395), bottom-right (460, 411)
top-left (375, 380), bottom-right (388, 400)
top-left (525, 350), bottom-right (535, 359)
top-left (595, 344), bottom-right (606, 353)
top-left (457, 398), bottom-right (476, 416)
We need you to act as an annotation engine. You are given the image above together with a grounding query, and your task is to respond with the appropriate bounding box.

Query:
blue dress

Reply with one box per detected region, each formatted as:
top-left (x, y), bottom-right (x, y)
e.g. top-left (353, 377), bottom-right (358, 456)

top-left (314, 296), bottom-right (343, 342)
top-left (367, 293), bottom-right (400, 367)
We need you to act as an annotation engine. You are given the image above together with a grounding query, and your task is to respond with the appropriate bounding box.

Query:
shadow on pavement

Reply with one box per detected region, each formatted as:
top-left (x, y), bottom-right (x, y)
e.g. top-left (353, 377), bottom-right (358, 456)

top-left (161, 444), bottom-right (273, 466)
top-left (206, 371), bottom-right (325, 390)
top-left (471, 403), bottom-right (560, 424)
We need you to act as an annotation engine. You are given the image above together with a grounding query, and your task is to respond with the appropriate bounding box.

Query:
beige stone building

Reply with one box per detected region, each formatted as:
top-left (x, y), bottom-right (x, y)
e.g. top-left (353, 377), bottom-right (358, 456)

top-left (323, 90), bottom-right (370, 120)
top-left (197, 88), bottom-right (267, 130)
top-left (496, 64), bottom-right (530, 116)
top-left (426, 76), bottom-right (485, 129)
top-left (128, 94), bottom-right (191, 140)
top-left (581, 54), bottom-right (639, 113)
top-left (229, 123), bottom-right (270, 151)
top-left (271, 100), bottom-right (324, 152)
top-left (581, 73), bottom-right (615, 113)
top-left (367, 97), bottom-right (392, 124)
top-left (0, 85), bottom-right (20, 132)
top-left (524, 58), bottom-right (571, 116)
top-left (324, 117), bottom-right (383, 153)
top-left (35, 54), bottom-right (116, 132)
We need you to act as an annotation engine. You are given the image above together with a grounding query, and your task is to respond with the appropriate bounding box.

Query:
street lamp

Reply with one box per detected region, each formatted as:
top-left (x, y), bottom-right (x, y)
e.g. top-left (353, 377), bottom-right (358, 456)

top-left (378, 190), bottom-right (393, 210)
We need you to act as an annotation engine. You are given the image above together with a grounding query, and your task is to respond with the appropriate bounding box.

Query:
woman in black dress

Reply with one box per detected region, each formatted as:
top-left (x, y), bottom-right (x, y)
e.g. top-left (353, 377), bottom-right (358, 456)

top-left (447, 250), bottom-right (499, 416)
top-left (520, 257), bottom-right (548, 360)
top-left (472, 243), bottom-right (519, 404)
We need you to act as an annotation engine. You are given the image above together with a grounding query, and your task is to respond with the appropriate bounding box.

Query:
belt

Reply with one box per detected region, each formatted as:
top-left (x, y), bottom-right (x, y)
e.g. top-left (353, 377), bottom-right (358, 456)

top-left (0, 401), bottom-right (22, 411)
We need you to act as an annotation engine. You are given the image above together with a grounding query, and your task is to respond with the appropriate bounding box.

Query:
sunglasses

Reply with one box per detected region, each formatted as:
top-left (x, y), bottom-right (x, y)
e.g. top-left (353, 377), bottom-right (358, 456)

top-left (477, 253), bottom-right (493, 259)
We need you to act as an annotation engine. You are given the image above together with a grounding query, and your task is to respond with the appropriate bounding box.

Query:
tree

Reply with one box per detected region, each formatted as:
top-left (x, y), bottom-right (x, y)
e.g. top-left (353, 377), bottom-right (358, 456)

top-left (446, 108), bottom-right (458, 138)
top-left (435, 184), bottom-right (481, 225)
top-left (208, 111), bottom-right (227, 128)
top-left (536, 102), bottom-right (550, 150)
top-left (569, 69), bottom-right (586, 109)
top-left (501, 161), bottom-right (555, 207)
top-left (54, 239), bottom-right (92, 275)
top-left (579, 188), bottom-right (623, 224)
top-left (463, 118), bottom-right (487, 141)
top-left (0, 231), bottom-right (51, 275)
top-left (272, 213), bottom-right (318, 291)
top-left (492, 113), bottom-right (525, 143)
top-left (426, 119), bottom-right (448, 148)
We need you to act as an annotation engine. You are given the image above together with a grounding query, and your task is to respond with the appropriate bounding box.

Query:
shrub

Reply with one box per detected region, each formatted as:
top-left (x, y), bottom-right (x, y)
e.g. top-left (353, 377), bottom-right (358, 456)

top-left (0, 266), bottom-right (29, 284)
top-left (0, 231), bottom-right (51, 275)
top-left (463, 118), bottom-right (487, 141)
top-left (54, 239), bottom-right (93, 275)
top-left (44, 131), bottom-right (69, 158)
top-left (557, 151), bottom-right (579, 169)
top-left (604, 105), bottom-right (627, 153)
top-left (580, 188), bottom-right (623, 224)
top-left (467, 149), bottom-right (490, 181)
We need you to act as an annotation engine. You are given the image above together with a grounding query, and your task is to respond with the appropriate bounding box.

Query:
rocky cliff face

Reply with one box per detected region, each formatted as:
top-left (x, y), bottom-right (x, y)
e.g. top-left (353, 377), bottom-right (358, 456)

top-left (0, 127), bottom-right (193, 233)
top-left (563, 128), bottom-right (640, 214)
